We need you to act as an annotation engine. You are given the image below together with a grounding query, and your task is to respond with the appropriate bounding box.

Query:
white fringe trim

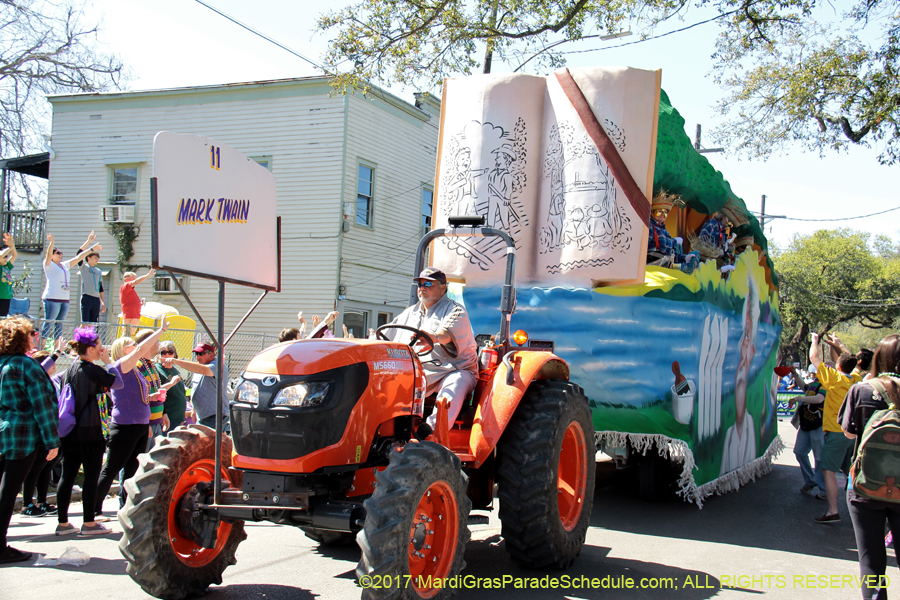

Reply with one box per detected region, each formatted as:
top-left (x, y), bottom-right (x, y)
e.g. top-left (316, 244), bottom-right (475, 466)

top-left (595, 431), bottom-right (785, 508)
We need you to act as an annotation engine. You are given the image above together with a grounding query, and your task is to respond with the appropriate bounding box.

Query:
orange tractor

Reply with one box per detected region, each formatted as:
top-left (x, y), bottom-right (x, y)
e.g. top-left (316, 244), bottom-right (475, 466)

top-left (119, 218), bottom-right (596, 599)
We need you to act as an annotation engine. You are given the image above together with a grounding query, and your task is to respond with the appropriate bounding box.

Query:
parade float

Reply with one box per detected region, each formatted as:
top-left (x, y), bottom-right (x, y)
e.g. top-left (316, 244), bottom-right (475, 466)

top-left (430, 67), bottom-right (782, 506)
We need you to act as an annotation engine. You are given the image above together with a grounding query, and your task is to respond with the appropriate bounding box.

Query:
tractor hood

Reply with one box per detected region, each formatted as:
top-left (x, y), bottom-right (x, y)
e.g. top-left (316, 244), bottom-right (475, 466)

top-left (244, 338), bottom-right (413, 377)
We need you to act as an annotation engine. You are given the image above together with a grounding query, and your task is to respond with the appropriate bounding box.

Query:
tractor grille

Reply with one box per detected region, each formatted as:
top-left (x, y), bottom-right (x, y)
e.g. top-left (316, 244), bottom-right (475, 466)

top-left (230, 362), bottom-right (369, 460)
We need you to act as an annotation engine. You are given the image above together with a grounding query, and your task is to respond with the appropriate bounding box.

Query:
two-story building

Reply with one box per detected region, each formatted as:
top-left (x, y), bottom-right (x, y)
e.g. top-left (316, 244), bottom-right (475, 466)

top-left (15, 76), bottom-right (440, 341)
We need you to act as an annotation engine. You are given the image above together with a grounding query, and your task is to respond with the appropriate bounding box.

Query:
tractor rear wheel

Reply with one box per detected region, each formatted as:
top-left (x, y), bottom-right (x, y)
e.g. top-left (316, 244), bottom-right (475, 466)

top-left (497, 379), bottom-right (595, 569)
top-left (357, 442), bottom-right (471, 599)
top-left (118, 425), bottom-right (246, 600)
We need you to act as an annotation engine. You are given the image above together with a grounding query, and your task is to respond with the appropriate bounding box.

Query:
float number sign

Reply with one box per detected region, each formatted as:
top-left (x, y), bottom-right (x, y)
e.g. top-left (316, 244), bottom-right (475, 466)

top-left (152, 131), bottom-right (279, 290)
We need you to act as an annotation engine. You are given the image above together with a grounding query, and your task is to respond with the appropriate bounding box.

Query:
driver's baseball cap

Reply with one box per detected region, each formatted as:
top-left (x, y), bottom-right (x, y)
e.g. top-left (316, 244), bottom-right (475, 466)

top-left (414, 267), bottom-right (447, 285)
top-left (192, 342), bottom-right (215, 354)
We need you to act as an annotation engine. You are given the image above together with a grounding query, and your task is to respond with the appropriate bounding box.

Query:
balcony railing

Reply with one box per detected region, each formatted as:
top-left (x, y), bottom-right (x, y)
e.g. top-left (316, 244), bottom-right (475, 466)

top-left (2, 209), bottom-right (46, 253)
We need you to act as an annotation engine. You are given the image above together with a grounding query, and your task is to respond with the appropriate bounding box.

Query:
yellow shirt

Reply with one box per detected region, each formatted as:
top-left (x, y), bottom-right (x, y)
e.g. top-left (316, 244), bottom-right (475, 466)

top-left (817, 363), bottom-right (862, 432)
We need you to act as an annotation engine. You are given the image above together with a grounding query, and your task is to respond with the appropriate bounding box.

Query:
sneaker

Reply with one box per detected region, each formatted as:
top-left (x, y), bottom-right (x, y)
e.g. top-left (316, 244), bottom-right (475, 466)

top-left (55, 523), bottom-right (78, 536)
top-left (815, 513), bottom-right (841, 524)
top-left (816, 492), bottom-right (828, 500)
top-left (80, 523), bottom-right (112, 536)
top-left (800, 484), bottom-right (816, 494)
top-left (38, 502), bottom-right (57, 516)
top-left (71, 484), bottom-right (82, 493)
top-left (0, 545), bottom-right (32, 564)
top-left (21, 503), bottom-right (46, 517)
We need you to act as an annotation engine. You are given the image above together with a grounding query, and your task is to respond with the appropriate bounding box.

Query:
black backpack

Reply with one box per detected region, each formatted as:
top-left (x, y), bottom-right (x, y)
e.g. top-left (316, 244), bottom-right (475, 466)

top-left (798, 382), bottom-right (823, 431)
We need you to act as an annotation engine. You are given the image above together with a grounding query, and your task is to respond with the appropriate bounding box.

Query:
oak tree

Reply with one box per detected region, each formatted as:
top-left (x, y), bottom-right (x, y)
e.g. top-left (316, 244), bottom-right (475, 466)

top-left (1, 0), bottom-right (124, 207)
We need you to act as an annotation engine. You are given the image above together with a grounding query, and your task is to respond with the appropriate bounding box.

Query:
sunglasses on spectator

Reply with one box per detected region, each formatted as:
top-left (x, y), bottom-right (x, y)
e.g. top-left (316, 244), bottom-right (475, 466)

top-left (53, 251), bottom-right (63, 256)
top-left (29, 331), bottom-right (38, 338)
top-left (160, 350), bottom-right (175, 356)
top-left (416, 281), bottom-right (435, 288)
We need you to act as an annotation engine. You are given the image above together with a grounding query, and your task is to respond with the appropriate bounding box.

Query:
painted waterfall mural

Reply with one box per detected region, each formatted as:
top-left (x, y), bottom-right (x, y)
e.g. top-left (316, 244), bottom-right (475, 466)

top-left (458, 250), bottom-right (782, 503)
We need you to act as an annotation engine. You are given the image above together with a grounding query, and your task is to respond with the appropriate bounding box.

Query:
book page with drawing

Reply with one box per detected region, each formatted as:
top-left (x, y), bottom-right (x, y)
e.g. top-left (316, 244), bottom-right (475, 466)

top-left (432, 73), bottom-right (545, 286)
top-left (536, 66), bottom-right (659, 285)
top-left (432, 67), bottom-right (660, 288)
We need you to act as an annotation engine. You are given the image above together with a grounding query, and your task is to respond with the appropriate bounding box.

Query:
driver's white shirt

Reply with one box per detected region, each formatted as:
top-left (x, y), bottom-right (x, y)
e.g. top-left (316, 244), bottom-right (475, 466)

top-left (388, 294), bottom-right (478, 388)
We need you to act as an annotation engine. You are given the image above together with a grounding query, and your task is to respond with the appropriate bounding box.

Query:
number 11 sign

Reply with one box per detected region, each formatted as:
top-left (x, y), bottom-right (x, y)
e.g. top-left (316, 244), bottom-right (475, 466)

top-left (151, 131), bottom-right (280, 291)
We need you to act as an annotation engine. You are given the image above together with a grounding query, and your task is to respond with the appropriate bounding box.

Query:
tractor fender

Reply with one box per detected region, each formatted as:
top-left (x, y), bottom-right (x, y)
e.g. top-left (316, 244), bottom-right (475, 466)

top-left (469, 352), bottom-right (569, 466)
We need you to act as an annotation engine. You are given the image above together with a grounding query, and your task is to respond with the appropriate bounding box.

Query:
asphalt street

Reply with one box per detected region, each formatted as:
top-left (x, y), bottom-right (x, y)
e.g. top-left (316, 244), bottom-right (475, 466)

top-left (1, 419), bottom-right (895, 600)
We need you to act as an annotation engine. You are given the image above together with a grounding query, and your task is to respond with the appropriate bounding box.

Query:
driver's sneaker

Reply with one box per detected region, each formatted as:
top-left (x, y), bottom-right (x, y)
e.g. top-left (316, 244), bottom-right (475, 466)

top-left (0, 545), bottom-right (32, 565)
top-left (21, 503), bottom-right (46, 517)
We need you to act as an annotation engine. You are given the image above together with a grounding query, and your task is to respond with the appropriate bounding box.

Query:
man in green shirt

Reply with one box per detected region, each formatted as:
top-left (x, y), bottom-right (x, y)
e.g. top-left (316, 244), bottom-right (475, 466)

top-left (0, 233), bottom-right (18, 317)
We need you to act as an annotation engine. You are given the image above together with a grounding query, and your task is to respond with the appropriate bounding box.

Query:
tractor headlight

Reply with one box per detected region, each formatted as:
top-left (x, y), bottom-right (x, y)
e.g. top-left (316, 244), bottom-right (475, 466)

top-left (272, 381), bottom-right (331, 408)
top-left (234, 379), bottom-right (259, 406)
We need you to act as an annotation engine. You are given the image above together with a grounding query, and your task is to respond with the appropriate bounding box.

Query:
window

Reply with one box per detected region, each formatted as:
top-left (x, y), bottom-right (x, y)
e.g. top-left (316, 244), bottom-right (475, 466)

top-left (343, 310), bottom-right (367, 339)
top-left (154, 272), bottom-right (188, 294)
top-left (421, 187), bottom-right (433, 235)
top-left (356, 164), bottom-right (374, 226)
top-left (251, 155), bottom-right (272, 170)
top-left (377, 312), bottom-right (391, 328)
top-left (110, 166), bottom-right (138, 204)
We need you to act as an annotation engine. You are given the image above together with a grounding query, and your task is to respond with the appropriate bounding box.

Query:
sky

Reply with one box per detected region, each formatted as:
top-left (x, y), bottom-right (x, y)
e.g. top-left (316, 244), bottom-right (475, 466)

top-left (81, 0), bottom-right (899, 251)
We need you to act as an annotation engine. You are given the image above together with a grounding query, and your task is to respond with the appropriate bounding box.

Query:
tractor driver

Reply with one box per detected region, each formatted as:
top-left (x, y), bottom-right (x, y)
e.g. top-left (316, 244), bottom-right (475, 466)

top-left (387, 267), bottom-right (478, 440)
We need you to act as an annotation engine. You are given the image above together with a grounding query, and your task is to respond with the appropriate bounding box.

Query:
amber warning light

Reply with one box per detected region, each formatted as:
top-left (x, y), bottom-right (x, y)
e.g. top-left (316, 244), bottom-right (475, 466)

top-left (513, 330), bottom-right (529, 346)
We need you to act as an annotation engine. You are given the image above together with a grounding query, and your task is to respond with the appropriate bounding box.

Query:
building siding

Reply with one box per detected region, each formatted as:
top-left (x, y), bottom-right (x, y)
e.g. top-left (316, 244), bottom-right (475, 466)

top-left (29, 78), bottom-right (438, 347)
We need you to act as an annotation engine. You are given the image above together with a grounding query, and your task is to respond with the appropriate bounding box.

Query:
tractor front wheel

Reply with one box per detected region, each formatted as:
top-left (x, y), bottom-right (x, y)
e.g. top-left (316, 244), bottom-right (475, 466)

top-left (497, 379), bottom-right (596, 569)
top-left (357, 442), bottom-right (471, 599)
top-left (118, 425), bottom-right (246, 600)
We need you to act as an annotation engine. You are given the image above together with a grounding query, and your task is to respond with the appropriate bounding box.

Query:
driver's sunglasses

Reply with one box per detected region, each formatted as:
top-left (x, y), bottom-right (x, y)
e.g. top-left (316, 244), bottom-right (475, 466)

top-left (416, 281), bottom-right (434, 288)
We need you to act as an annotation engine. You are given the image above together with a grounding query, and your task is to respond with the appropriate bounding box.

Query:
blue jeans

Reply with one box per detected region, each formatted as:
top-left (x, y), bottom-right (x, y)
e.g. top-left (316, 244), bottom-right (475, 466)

top-left (42, 300), bottom-right (69, 339)
top-left (795, 427), bottom-right (826, 490)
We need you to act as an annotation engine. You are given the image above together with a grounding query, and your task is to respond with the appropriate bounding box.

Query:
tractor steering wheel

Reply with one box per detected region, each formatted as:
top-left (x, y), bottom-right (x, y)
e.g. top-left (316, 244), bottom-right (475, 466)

top-left (375, 324), bottom-right (435, 357)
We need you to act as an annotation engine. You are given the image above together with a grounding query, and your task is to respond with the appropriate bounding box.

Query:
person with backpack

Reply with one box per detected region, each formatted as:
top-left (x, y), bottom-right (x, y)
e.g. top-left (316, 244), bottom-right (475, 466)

top-left (787, 366), bottom-right (826, 497)
top-left (54, 326), bottom-right (119, 536)
top-left (840, 334), bottom-right (900, 600)
top-left (0, 317), bottom-right (58, 564)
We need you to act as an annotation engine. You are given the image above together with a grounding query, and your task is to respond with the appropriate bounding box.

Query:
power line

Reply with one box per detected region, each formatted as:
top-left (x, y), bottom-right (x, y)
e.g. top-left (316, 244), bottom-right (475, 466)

top-left (762, 205), bottom-right (900, 222)
top-left (193, 0), bottom-right (324, 72)
top-left (789, 285), bottom-right (900, 308)
top-left (558, 10), bottom-right (740, 57)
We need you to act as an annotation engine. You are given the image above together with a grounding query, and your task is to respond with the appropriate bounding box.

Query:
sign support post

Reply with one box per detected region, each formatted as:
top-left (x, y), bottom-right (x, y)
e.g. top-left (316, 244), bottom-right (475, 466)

top-left (151, 131), bottom-right (281, 508)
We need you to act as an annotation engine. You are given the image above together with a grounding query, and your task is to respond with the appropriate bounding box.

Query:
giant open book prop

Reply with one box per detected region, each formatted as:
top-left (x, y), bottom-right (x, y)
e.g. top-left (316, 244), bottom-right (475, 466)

top-left (433, 67), bottom-right (661, 287)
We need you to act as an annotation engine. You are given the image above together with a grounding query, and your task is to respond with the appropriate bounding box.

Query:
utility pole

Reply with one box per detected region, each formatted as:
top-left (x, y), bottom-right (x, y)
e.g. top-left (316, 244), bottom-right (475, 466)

top-left (760, 194), bottom-right (766, 225)
top-left (693, 124), bottom-right (724, 154)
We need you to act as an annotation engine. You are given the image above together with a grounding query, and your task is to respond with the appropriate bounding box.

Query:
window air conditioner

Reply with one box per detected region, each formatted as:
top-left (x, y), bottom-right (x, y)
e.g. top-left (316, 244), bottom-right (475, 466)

top-left (99, 204), bottom-right (135, 223)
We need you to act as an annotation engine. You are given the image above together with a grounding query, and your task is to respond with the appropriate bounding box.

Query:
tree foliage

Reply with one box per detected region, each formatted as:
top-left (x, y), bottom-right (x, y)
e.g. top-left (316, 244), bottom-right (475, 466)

top-left (712, 2), bottom-right (900, 165)
top-left (317, 0), bottom-right (899, 163)
top-left (772, 228), bottom-right (900, 362)
top-left (1, 0), bottom-right (124, 207)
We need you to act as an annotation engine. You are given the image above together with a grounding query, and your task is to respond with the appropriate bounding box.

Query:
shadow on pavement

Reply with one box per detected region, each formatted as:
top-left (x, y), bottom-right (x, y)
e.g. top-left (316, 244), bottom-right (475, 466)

top-left (205, 583), bottom-right (320, 599)
top-left (592, 456), bottom-right (858, 564)
top-left (459, 534), bottom-right (725, 599)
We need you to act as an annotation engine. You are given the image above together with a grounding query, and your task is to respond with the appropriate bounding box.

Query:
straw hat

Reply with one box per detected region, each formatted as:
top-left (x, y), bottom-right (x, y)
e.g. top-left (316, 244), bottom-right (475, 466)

top-left (651, 190), bottom-right (681, 212)
top-left (720, 199), bottom-right (749, 226)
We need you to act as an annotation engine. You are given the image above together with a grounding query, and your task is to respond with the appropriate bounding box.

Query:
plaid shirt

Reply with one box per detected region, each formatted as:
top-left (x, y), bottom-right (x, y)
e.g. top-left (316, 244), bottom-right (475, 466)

top-left (648, 218), bottom-right (685, 262)
top-left (0, 354), bottom-right (59, 459)
top-left (699, 217), bottom-right (724, 250)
